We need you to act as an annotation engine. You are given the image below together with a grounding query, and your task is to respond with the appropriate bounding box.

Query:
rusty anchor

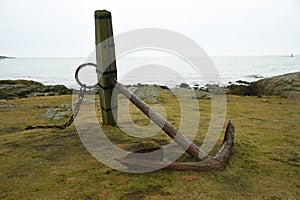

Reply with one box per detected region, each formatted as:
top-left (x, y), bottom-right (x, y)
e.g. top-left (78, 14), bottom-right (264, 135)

top-left (113, 80), bottom-right (234, 171)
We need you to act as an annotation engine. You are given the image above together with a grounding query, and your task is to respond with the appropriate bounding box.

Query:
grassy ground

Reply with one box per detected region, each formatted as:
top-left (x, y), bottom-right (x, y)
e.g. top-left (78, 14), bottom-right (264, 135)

top-left (0, 91), bottom-right (299, 199)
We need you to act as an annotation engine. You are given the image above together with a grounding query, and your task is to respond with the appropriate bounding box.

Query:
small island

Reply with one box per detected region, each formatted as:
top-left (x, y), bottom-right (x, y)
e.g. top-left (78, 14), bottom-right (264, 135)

top-left (0, 55), bottom-right (15, 59)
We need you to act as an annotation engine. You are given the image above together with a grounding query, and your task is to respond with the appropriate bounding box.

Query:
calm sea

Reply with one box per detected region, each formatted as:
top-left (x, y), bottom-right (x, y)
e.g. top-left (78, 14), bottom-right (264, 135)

top-left (0, 55), bottom-right (299, 89)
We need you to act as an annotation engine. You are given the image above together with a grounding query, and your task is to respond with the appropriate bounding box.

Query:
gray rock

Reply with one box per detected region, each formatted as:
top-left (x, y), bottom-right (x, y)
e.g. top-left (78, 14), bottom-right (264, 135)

top-left (42, 85), bottom-right (72, 95)
top-left (41, 108), bottom-right (56, 118)
top-left (53, 109), bottom-right (72, 121)
top-left (281, 91), bottom-right (300, 100)
top-left (132, 85), bottom-right (161, 103)
top-left (158, 85), bottom-right (169, 90)
top-left (61, 104), bottom-right (72, 108)
top-left (251, 72), bottom-right (300, 96)
top-left (227, 71), bottom-right (300, 100)
top-left (179, 83), bottom-right (189, 88)
top-left (82, 98), bottom-right (96, 103)
top-left (41, 108), bottom-right (72, 120)
top-left (206, 84), bottom-right (226, 95)
top-left (34, 93), bottom-right (46, 97)
top-left (194, 90), bottom-right (211, 99)
top-left (0, 103), bottom-right (15, 112)
top-left (53, 116), bottom-right (64, 121)
top-left (47, 92), bottom-right (56, 96)
top-left (128, 86), bottom-right (138, 93)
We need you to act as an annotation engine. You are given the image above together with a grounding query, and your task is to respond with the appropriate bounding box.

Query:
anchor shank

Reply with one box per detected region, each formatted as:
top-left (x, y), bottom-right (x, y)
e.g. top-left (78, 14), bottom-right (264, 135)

top-left (114, 80), bottom-right (210, 161)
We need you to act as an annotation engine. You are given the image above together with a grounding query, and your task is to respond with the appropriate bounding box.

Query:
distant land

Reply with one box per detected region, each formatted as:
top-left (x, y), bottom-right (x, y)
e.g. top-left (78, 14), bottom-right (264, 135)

top-left (0, 56), bottom-right (15, 59)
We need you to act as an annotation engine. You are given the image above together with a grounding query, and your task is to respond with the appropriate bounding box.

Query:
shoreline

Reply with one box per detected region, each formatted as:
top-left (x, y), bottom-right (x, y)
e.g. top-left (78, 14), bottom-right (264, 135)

top-left (1, 71), bottom-right (299, 100)
top-left (1, 70), bottom-right (299, 88)
top-left (1, 56), bottom-right (299, 89)
top-left (0, 56), bottom-right (15, 59)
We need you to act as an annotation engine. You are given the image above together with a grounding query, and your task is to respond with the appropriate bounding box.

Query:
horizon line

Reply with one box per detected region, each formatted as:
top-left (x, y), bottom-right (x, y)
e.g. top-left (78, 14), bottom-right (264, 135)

top-left (2, 53), bottom-right (299, 58)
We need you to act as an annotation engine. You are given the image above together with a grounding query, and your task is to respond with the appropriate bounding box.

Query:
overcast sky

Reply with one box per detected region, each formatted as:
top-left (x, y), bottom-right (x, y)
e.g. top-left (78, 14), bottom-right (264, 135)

top-left (0, 0), bottom-right (299, 57)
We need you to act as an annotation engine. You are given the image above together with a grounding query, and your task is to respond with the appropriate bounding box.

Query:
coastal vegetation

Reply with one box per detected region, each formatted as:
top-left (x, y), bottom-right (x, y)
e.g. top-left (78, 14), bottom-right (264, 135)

top-left (0, 78), bottom-right (299, 199)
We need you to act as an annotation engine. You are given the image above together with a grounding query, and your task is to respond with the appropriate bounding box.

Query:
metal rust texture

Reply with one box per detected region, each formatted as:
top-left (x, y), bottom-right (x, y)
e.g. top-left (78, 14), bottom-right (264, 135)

top-left (165, 122), bottom-right (234, 171)
top-left (113, 80), bottom-right (235, 171)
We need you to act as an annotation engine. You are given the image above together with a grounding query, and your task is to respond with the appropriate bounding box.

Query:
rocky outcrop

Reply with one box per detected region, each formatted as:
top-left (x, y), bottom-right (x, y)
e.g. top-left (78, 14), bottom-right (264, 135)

top-left (0, 80), bottom-right (72, 100)
top-left (179, 83), bottom-right (190, 89)
top-left (41, 105), bottom-right (72, 121)
top-left (127, 84), bottom-right (162, 103)
top-left (227, 72), bottom-right (300, 100)
top-left (127, 84), bottom-right (211, 103)
top-left (227, 84), bottom-right (254, 96)
top-left (3, 71), bottom-right (298, 101)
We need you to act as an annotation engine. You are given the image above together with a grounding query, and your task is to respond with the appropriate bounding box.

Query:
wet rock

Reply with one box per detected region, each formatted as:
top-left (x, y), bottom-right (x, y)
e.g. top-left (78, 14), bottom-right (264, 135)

top-left (236, 80), bottom-right (251, 85)
top-left (158, 85), bottom-right (169, 90)
top-left (179, 83), bottom-right (189, 89)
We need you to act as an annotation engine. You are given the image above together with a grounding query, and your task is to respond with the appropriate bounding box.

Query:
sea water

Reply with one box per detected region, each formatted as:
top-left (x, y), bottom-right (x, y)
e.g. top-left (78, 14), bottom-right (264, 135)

top-left (0, 55), bottom-right (299, 89)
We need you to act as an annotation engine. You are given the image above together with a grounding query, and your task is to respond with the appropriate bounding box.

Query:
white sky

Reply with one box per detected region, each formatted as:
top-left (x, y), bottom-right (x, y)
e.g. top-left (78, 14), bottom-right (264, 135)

top-left (0, 0), bottom-right (299, 57)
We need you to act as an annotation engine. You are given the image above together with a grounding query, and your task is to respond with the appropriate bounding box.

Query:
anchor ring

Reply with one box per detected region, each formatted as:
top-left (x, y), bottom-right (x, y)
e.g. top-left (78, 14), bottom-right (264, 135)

top-left (75, 63), bottom-right (99, 89)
